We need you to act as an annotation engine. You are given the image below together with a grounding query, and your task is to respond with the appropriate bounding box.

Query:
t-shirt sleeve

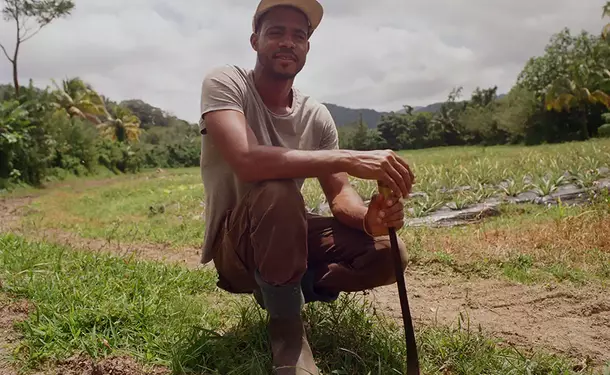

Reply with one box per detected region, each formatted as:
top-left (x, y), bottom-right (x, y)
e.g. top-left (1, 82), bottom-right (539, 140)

top-left (317, 105), bottom-right (339, 150)
top-left (198, 66), bottom-right (244, 134)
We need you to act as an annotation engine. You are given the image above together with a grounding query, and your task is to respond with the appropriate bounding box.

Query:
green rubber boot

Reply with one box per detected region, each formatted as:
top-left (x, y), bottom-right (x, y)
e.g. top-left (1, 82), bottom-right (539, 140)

top-left (254, 270), bottom-right (319, 375)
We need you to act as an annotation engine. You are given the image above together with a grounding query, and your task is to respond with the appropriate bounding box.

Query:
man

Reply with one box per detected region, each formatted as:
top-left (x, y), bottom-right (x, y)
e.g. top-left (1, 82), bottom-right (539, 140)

top-left (198, 0), bottom-right (414, 373)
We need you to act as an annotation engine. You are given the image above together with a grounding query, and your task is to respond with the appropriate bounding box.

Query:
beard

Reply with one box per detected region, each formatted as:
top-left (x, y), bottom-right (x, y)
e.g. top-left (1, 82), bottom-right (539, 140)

top-left (257, 51), bottom-right (304, 80)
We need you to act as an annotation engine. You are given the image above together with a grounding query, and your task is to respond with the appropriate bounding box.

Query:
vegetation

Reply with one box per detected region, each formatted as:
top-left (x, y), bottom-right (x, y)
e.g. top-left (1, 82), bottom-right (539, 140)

top-left (0, 233), bottom-right (594, 374)
top-left (0, 80), bottom-right (201, 189)
top-left (14, 140), bottom-right (608, 250)
top-left (340, 6), bottom-right (610, 150)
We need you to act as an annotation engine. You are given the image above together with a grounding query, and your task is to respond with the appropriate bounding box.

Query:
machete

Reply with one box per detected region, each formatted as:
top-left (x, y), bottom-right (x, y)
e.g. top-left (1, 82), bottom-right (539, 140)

top-left (378, 180), bottom-right (420, 375)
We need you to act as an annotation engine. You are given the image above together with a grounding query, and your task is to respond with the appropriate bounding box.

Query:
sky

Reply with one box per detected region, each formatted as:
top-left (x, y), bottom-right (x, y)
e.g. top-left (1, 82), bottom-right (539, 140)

top-left (0, 0), bottom-right (607, 123)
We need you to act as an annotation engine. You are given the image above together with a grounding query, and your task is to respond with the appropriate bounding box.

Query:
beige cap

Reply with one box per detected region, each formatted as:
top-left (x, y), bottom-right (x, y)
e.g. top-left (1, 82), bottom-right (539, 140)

top-left (252, 0), bottom-right (324, 36)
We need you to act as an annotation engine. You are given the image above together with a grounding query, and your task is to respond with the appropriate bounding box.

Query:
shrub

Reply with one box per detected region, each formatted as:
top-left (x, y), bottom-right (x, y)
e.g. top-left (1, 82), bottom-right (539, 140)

top-left (599, 123), bottom-right (610, 138)
top-left (0, 90), bottom-right (56, 187)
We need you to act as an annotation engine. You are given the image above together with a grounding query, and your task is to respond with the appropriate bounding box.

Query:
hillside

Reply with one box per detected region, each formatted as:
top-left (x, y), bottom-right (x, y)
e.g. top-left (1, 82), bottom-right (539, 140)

top-left (323, 103), bottom-right (391, 128)
top-left (324, 100), bottom-right (447, 128)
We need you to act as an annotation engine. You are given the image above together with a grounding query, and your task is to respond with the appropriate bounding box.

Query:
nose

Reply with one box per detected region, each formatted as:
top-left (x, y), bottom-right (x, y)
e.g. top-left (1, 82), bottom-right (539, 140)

top-left (278, 36), bottom-right (296, 49)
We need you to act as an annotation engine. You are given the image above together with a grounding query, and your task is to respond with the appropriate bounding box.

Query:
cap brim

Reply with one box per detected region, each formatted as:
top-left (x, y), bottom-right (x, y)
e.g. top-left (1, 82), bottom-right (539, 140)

top-left (253, 0), bottom-right (323, 35)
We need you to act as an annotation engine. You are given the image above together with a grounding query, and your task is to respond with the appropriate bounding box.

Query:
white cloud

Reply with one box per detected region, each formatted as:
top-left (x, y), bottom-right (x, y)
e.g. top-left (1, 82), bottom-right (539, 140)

top-left (1, 0), bottom-right (607, 122)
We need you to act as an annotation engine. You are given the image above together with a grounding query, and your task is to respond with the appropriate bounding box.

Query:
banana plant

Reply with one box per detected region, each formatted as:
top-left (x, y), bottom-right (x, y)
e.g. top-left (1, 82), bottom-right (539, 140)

top-left (544, 66), bottom-right (610, 140)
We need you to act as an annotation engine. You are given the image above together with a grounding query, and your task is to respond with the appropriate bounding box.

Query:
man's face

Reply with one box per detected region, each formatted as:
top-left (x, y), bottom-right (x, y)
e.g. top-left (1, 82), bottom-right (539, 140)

top-left (252, 6), bottom-right (310, 79)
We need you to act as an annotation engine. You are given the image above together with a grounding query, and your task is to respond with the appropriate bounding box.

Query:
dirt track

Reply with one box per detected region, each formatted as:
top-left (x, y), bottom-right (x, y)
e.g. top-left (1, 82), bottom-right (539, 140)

top-left (371, 271), bottom-right (610, 368)
top-left (1, 194), bottom-right (609, 373)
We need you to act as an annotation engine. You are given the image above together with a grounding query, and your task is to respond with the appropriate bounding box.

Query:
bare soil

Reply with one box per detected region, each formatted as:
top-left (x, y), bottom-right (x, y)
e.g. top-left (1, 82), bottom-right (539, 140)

top-left (0, 298), bottom-right (29, 375)
top-left (370, 270), bottom-right (610, 370)
top-left (32, 355), bottom-right (170, 375)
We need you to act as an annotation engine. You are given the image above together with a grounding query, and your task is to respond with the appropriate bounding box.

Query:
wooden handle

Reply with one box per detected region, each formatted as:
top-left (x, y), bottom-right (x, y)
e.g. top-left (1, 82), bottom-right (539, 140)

top-left (377, 180), bottom-right (393, 200)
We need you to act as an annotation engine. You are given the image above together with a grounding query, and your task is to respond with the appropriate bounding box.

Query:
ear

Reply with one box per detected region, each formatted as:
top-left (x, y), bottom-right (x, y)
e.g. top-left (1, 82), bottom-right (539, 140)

top-left (250, 33), bottom-right (259, 51)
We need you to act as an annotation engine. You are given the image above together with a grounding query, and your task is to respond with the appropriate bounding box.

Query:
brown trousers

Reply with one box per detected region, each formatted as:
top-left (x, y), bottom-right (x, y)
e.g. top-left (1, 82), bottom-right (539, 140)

top-left (212, 179), bottom-right (408, 302)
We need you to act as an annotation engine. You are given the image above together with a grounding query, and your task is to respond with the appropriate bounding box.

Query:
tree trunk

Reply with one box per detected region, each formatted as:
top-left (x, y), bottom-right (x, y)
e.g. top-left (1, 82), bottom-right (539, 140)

top-left (12, 41), bottom-right (20, 96)
top-left (580, 108), bottom-right (589, 140)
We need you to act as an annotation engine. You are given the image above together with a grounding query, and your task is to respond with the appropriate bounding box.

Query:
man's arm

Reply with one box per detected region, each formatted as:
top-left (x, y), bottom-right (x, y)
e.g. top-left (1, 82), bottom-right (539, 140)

top-left (203, 109), bottom-right (354, 182)
top-left (317, 171), bottom-right (369, 231)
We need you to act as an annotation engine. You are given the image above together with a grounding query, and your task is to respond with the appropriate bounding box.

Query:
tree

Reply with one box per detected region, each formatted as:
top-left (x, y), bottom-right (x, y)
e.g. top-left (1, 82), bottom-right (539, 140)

top-left (430, 87), bottom-right (468, 145)
top-left (1, 0), bottom-right (74, 95)
top-left (97, 104), bottom-right (142, 143)
top-left (51, 77), bottom-right (107, 124)
top-left (544, 66), bottom-right (610, 139)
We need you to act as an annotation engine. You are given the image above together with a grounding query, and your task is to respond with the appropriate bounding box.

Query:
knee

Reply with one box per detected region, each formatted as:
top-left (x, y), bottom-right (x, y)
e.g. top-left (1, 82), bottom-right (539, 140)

top-left (376, 237), bottom-right (409, 286)
top-left (251, 179), bottom-right (303, 207)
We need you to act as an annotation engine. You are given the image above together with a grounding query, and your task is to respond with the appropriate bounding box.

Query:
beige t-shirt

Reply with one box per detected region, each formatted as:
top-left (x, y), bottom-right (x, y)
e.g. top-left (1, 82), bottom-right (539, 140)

top-left (198, 65), bottom-right (339, 264)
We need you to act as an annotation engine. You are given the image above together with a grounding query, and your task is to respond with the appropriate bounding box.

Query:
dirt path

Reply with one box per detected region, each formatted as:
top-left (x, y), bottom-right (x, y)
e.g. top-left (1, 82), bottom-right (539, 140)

top-left (370, 270), bottom-right (610, 369)
top-left (0, 298), bottom-right (28, 375)
top-left (2, 194), bottom-right (609, 372)
top-left (0, 195), bottom-right (207, 270)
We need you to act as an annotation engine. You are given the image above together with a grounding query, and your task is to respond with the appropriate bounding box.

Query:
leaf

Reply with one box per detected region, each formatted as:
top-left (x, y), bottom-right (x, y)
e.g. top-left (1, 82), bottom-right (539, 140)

top-left (591, 90), bottom-right (610, 109)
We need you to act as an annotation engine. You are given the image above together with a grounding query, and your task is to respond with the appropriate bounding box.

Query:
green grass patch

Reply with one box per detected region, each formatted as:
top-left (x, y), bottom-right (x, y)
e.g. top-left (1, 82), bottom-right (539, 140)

top-left (0, 234), bottom-right (594, 374)
top-left (20, 168), bottom-right (206, 248)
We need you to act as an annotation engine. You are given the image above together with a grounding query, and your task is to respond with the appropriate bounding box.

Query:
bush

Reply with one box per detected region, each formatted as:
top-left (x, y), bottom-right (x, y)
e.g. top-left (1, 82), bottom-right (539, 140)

top-left (45, 112), bottom-right (99, 178)
top-left (0, 91), bottom-right (56, 187)
top-left (96, 139), bottom-right (144, 174)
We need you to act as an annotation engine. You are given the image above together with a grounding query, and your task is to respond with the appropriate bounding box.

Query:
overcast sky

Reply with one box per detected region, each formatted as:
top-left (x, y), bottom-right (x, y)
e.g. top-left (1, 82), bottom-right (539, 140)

top-left (0, 0), bottom-right (607, 123)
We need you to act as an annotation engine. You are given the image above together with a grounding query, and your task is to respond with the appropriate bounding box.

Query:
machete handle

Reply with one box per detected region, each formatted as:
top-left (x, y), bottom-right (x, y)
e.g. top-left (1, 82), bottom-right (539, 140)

top-left (377, 179), bottom-right (421, 375)
top-left (377, 180), bottom-right (394, 201)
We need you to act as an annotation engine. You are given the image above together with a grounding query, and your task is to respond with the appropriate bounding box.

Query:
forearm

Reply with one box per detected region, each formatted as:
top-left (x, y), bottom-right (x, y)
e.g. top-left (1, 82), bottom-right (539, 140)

top-left (329, 188), bottom-right (369, 231)
top-left (237, 145), bottom-right (352, 182)
top-left (319, 172), bottom-right (370, 232)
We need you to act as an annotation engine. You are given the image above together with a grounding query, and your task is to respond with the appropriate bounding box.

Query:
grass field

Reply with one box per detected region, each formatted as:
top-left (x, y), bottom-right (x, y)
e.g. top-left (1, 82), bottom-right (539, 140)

top-left (1, 139), bottom-right (610, 374)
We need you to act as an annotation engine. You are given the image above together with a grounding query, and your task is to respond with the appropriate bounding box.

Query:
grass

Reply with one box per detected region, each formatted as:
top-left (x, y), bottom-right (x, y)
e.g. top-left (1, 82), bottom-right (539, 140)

top-left (14, 139), bottom-right (610, 247)
top-left (398, 199), bottom-right (610, 285)
top-left (18, 168), bottom-right (205, 248)
top-left (5, 140), bottom-right (609, 287)
top-left (0, 233), bottom-right (592, 375)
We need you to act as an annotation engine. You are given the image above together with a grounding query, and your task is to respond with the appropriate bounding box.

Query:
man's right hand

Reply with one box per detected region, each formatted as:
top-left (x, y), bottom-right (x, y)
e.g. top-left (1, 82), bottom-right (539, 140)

top-left (342, 150), bottom-right (415, 198)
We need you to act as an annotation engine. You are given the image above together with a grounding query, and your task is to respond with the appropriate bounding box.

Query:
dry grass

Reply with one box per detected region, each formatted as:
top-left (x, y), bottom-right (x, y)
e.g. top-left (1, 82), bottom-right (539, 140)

top-left (400, 202), bottom-right (610, 282)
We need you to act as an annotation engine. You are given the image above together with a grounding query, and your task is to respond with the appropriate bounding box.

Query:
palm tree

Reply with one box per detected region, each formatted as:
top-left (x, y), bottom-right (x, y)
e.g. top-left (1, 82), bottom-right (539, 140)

top-left (51, 78), bottom-right (107, 124)
top-left (97, 104), bottom-right (142, 143)
top-left (545, 65), bottom-right (610, 139)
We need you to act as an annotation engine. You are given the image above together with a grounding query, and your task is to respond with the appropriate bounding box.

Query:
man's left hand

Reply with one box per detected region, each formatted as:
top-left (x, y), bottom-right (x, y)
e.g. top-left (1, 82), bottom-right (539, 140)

top-left (364, 193), bottom-right (405, 237)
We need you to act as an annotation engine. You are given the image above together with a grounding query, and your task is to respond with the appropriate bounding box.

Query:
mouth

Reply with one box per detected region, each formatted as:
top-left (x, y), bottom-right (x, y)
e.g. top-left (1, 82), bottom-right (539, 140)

top-left (273, 54), bottom-right (297, 62)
